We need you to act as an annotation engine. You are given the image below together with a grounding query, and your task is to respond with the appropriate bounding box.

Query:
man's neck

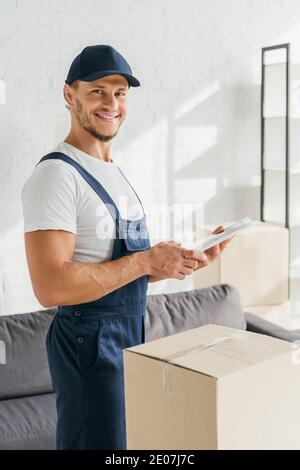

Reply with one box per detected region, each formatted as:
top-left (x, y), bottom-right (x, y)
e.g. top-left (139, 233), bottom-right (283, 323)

top-left (64, 133), bottom-right (113, 163)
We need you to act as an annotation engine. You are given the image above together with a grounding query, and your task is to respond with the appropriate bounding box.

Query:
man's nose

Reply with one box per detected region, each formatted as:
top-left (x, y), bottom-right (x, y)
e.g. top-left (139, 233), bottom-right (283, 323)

top-left (101, 93), bottom-right (118, 107)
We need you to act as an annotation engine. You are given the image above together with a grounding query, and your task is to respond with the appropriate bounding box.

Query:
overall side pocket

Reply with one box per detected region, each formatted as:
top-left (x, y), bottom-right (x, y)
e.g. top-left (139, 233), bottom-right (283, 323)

top-left (71, 317), bottom-right (102, 375)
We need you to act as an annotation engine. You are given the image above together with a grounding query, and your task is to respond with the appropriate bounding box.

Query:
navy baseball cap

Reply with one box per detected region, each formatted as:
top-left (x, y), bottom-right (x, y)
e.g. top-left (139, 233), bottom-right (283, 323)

top-left (65, 44), bottom-right (140, 87)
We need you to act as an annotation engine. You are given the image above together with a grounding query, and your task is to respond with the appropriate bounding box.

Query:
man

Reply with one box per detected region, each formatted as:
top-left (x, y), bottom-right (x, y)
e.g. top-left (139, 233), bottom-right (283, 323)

top-left (22, 44), bottom-right (230, 450)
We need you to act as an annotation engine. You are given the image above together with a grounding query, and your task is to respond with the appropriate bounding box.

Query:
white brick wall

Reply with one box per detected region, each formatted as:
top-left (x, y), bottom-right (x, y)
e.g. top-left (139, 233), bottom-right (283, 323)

top-left (1, 0), bottom-right (300, 312)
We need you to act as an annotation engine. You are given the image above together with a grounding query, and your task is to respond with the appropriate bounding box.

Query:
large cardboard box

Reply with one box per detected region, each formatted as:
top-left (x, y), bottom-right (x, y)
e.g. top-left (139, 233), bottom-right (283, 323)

top-left (193, 222), bottom-right (289, 306)
top-left (124, 324), bottom-right (300, 450)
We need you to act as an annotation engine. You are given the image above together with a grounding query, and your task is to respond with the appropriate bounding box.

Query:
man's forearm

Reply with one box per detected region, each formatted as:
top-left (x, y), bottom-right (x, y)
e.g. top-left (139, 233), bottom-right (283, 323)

top-left (42, 251), bottom-right (149, 307)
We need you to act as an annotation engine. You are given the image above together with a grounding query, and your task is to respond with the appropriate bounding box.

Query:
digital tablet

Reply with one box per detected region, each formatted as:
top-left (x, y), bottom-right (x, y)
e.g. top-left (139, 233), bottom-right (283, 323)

top-left (194, 217), bottom-right (254, 253)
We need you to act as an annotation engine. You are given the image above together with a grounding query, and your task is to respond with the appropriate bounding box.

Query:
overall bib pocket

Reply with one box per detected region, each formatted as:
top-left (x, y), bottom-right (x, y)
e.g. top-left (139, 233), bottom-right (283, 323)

top-left (120, 217), bottom-right (151, 253)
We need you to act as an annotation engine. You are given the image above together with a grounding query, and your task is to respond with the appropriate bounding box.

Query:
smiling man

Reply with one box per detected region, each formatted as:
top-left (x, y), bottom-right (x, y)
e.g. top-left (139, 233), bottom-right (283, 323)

top-left (66, 74), bottom-right (128, 147)
top-left (21, 45), bottom-right (229, 451)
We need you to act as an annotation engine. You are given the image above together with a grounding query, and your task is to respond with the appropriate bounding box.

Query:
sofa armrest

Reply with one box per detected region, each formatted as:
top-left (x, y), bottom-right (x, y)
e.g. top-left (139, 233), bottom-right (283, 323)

top-left (245, 312), bottom-right (300, 343)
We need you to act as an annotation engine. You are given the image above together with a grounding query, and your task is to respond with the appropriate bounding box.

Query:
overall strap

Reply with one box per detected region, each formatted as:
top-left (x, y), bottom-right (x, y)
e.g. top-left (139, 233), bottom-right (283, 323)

top-left (36, 152), bottom-right (120, 224)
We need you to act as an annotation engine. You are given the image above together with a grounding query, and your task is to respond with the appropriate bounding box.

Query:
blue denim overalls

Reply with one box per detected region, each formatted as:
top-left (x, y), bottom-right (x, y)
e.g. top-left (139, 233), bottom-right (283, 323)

top-left (36, 152), bottom-right (150, 450)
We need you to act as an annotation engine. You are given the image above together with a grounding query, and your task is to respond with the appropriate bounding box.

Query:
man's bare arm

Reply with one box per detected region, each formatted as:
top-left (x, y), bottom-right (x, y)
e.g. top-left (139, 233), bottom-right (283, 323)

top-left (24, 230), bottom-right (208, 308)
top-left (25, 230), bottom-right (149, 308)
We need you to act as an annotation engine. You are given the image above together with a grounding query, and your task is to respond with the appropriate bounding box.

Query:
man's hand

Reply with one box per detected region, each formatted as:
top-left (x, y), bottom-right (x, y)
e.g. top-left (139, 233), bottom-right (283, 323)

top-left (147, 227), bottom-right (234, 282)
top-left (145, 240), bottom-right (208, 282)
top-left (193, 225), bottom-right (234, 271)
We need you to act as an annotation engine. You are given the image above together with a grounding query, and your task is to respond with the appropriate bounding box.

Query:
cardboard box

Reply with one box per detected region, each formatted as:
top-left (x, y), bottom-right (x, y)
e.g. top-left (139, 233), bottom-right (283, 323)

top-left (124, 324), bottom-right (300, 450)
top-left (193, 222), bottom-right (289, 306)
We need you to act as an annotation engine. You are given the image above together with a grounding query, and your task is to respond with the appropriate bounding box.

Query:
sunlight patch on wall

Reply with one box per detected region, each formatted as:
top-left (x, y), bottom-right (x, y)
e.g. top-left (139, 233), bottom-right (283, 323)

top-left (174, 177), bottom-right (217, 205)
top-left (114, 116), bottom-right (169, 204)
top-left (174, 126), bottom-right (218, 173)
top-left (223, 175), bottom-right (260, 188)
top-left (175, 82), bottom-right (220, 120)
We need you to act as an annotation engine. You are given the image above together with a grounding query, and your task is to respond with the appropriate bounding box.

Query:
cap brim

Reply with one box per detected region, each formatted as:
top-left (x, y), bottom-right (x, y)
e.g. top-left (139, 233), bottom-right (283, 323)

top-left (76, 70), bottom-right (140, 87)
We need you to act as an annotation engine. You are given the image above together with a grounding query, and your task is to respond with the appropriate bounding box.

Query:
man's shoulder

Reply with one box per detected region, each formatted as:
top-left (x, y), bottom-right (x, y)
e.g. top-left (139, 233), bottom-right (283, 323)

top-left (21, 150), bottom-right (80, 200)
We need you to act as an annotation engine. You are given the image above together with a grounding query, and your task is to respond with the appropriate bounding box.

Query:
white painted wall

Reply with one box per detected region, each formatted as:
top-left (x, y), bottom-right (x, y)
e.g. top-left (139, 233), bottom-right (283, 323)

top-left (1, 0), bottom-right (300, 313)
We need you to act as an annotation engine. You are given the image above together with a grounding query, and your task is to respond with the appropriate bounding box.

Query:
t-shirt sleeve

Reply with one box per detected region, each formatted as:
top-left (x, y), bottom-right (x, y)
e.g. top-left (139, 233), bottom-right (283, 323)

top-left (21, 161), bottom-right (78, 234)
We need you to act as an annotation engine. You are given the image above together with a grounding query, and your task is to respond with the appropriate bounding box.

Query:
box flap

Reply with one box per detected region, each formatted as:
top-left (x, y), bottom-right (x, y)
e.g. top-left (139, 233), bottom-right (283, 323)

top-left (125, 324), bottom-right (293, 378)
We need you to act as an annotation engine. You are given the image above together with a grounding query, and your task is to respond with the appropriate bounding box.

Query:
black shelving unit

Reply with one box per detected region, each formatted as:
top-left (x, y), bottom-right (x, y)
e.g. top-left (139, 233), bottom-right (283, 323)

top-left (261, 43), bottom-right (290, 226)
top-left (261, 43), bottom-right (290, 297)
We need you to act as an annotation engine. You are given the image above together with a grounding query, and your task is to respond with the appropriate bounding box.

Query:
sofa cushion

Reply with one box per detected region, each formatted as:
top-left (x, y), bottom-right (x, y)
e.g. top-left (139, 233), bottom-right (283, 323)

top-left (0, 393), bottom-right (56, 450)
top-left (145, 284), bottom-right (247, 341)
top-left (0, 308), bottom-right (57, 400)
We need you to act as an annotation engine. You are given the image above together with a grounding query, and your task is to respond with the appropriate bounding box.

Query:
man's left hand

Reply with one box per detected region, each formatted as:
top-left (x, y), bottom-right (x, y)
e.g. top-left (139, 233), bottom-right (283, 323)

top-left (194, 225), bottom-right (233, 271)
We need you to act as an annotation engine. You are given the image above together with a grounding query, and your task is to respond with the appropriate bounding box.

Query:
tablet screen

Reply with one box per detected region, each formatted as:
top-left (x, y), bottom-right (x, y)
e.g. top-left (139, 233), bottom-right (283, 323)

top-left (194, 217), bottom-right (254, 253)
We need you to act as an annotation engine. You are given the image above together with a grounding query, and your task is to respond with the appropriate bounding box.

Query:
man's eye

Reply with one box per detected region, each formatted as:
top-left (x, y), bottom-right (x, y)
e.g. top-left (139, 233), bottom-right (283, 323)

top-left (92, 90), bottom-right (126, 96)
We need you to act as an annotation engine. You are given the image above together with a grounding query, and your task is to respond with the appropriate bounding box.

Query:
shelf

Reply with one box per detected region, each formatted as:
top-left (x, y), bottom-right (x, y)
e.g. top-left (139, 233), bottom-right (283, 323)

top-left (263, 63), bottom-right (287, 118)
top-left (264, 118), bottom-right (286, 169)
top-left (263, 168), bottom-right (300, 174)
top-left (263, 116), bottom-right (287, 119)
top-left (263, 48), bottom-right (287, 65)
top-left (263, 62), bottom-right (287, 66)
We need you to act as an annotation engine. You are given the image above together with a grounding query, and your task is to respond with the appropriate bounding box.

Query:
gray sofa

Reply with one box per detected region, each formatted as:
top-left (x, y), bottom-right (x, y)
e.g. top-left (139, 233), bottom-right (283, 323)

top-left (0, 283), bottom-right (299, 450)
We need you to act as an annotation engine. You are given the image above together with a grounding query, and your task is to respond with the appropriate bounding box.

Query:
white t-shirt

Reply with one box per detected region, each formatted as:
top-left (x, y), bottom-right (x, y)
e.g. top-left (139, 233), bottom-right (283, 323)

top-left (21, 141), bottom-right (145, 263)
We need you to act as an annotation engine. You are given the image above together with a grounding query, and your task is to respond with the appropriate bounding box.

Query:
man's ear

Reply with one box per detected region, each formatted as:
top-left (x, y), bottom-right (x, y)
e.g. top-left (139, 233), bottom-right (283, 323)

top-left (63, 83), bottom-right (75, 110)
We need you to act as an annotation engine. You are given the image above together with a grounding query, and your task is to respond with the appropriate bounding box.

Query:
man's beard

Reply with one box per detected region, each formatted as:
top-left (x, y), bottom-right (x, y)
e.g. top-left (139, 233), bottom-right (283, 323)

top-left (75, 98), bottom-right (121, 142)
